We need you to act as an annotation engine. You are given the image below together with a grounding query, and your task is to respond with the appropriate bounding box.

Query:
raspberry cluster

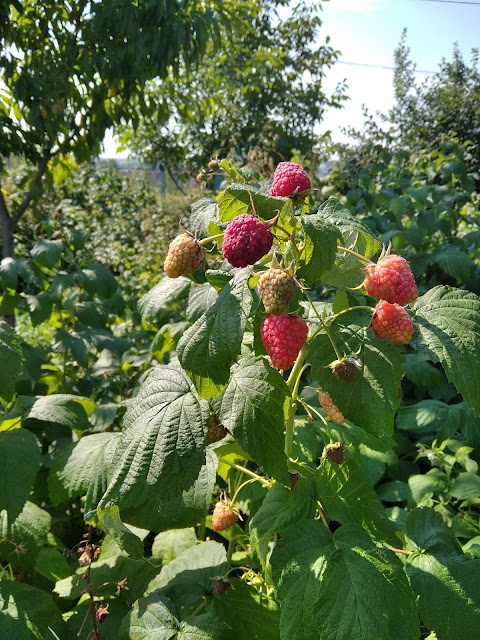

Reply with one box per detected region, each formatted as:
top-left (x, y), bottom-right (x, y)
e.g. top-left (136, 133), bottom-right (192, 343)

top-left (261, 313), bottom-right (308, 370)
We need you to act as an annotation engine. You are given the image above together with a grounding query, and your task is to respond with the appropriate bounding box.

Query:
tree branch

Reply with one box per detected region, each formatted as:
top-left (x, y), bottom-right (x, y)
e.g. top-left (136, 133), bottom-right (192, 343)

top-left (13, 151), bottom-right (52, 224)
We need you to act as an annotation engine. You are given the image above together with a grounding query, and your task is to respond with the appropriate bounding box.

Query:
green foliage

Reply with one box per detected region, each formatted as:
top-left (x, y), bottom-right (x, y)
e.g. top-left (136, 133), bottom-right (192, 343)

top-left (120, 1), bottom-right (346, 174)
top-left (1, 158), bottom-right (480, 639)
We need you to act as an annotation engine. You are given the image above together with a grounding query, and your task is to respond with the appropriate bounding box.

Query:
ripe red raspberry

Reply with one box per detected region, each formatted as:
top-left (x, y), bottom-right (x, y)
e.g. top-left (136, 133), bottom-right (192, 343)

top-left (212, 501), bottom-right (239, 532)
top-left (318, 391), bottom-right (345, 424)
top-left (257, 268), bottom-right (297, 315)
top-left (364, 253), bottom-right (418, 305)
top-left (261, 313), bottom-right (308, 370)
top-left (164, 232), bottom-right (203, 278)
top-left (371, 301), bottom-right (414, 344)
top-left (222, 214), bottom-right (273, 268)
top-left (270, 162), bottom-right (311, 197)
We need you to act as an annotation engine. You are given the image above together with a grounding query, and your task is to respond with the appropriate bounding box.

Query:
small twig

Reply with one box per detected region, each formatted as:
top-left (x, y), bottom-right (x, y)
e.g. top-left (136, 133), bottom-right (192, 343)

top-left (386, 545), bottom-right (413, 556)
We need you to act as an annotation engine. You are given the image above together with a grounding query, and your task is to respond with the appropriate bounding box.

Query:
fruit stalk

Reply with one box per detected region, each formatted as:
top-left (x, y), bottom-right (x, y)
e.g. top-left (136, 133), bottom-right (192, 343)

top-left (217, 457), bottom-right (271, 487)
top-left (285, 346), bottom-right (310, 464)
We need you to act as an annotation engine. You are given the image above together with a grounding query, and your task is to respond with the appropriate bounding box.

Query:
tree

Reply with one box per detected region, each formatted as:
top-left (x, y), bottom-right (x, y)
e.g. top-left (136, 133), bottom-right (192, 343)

top-left (120, 0), bottom-right (346, 176)
top-left (0, 0), bottom-right (246, 265)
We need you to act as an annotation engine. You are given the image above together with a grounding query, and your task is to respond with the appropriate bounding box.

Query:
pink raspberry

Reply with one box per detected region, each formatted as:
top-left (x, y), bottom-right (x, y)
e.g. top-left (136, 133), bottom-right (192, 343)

top-left (222, 214), bottom-right (273, 268)
top-left (212, 501), bottom-right (238, 532)
top-left (270, 162), bottom-right (311, 197)
top-left (261, 313), bottom-right (308, 370)
top-left (371, 301), bottom-right (414, 344)
top-left (364, 253), bottom-right (418, 305)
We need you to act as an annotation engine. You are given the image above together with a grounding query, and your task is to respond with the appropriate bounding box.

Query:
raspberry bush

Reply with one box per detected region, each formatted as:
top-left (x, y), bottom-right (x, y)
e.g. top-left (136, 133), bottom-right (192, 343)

top-left (1, 159), bottom-right (480, 639)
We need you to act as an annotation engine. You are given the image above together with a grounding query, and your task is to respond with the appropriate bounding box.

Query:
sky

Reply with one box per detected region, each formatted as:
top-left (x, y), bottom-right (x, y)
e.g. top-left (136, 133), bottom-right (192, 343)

top-left (101, 0), bottom-right (480, 157)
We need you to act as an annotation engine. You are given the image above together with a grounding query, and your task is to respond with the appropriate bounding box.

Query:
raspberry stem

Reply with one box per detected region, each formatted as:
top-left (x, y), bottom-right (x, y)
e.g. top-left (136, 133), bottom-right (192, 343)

top-left (217, 457), bottom-right (272, 488)
top-left (230, 477), bottom-right (257, 509)
top-left (305, 292), bottom-right (343, 360)
top-left (198, 232), bottom-right (224, 246)
top-left (337, 245), bottom-right (373, 266)
top-left (285, 346), bottom-right (310, 466)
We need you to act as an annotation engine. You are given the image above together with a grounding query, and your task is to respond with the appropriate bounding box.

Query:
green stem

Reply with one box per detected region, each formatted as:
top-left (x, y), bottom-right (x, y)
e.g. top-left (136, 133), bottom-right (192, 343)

top-left (328, 305), bottom-right (374, 325)
top-left (285, 346), bottom-right (310, 465)
top-left (218, 457), bottom-right (271, 487)
top-left (198, 232), bottom-right (224, 246)
top-left (305, 292), bottom-right (343, 360)
top-left (337, 245), bottom-right (372, 265)
top-left (226, 536), bottom-right (236, 567)
top-left (230, 478), bottom-right (257, 508)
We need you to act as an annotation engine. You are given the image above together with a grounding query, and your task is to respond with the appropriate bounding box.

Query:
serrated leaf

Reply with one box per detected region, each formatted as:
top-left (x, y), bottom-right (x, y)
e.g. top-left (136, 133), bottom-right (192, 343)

top-left (217, 184), bottom-right (286, 222)
top-left (433, 246), bottom-right (474, 283)
top-left (0, 321), bottom-right (24, 403)
top-left (24, 394), bottom-right (94, 431)
top-left (297, 214), bottom-right (342, 283)
top-left (271, 520), bottom-right (419, 640)
top-left (309, 322), bottom-right (405, 435)
top-left (0, 501), bottom-right (51, 569)
top-left (146, 540), bottom-right (227, 609)
top-left (404, 353), bottom-right (443, 387)
top-left (0, 429), bottom-right (41, 522)
top-left (119, 593), bottom-right (225, 640)
top-left (449, 472), bottom-right (480, 501)
top-left (97, 504), bottom-right (144, 559)
top-left (406, 508), bottom-right (480, 640)
top-left (55, 554), bottom-right (158, 604)
top-left (139, 277), bottom-right (192, 323)
top-left (99, 365), bottom-right (208, 510)
top-left (78, 262), bottom-right (118, 298)
top-left (190, 196), bottom-right (219, 235)
top-left (30, 239), bottom-right (62, 269)
top-left (315, 458), bottom-right (396, 539)
top-left (413, 286), bottom-right (480, 414)
top-left (408, 469), bottom-right (449, 506)
top-left (177, 269), bottom-right (253, 393)
top-left (211, 578), bottom-right (280, 640)
top-left (152, 528), bottom-right (198, 564)
top-left (121, 448), bottom-right (217, 531)
top-left (218, 356), bottom-right (290, 484)
top-left (249, 477), bottom-right (317, 567)
top-left (49, 432), bottom-right (118, 512)
top-left (186, 284), bottom-right (218, 322)
top-left (396, 399), bottom-right (478, 439)
top-left (317, 198), bottom-right (381, 257)
top-left (0, 581), bottom-right (64, 639)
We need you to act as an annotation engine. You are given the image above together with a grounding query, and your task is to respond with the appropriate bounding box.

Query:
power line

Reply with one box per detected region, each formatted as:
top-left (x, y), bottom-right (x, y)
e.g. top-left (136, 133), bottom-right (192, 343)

top-left (337, 60), bottom-right (436, 74)
top-left (417, 0), bottom-right (480, 5)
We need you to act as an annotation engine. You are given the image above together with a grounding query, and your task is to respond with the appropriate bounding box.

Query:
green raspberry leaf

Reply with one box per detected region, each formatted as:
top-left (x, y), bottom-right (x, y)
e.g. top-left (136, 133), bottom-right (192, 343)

top-left (98, 365), bottom-right (209, 510)
top-left (139, 276), bottom-right (192, 324)
top-left (413, 286), bottom-right (480, 415)
top-left (217, 183), bottom-right (287, 222)
top-left (49, 432), bottom-right (119, 513)
top-left (0, 321), bottom-right (24, 403)
top-left (190, 196), bottom-right (219, 235)
top-left (0, 429), bottom-right (41, 523)
top-left (177, 269), bottom-right (253, 397)
top-left (218, 356), bottom-right (290, 484)
top-left (317, 198), bottom-right (381, 258)
top-left (249, 477), bottom-right (317, 568)
top-left (297, 213), bottom-right (342, 283)
top-left (406, 508), bottom-right (480, 640)
top-left (271, 520), bottom-right (419, 640)
top-left (211, 578), bottom-right (280, 640)
top-left (0, 581), bottom-right (64, 639)
top-left (146, 540), bottom-right (227, 608)
top-left (315, 458), bottom-right (396, 540)
top-left (309, 321), bottom-right (405, 435)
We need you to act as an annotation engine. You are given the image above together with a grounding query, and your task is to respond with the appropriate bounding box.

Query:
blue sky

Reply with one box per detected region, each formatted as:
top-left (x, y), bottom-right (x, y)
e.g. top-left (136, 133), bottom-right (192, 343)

top-left (320, 0), bottom-right (480, 141)
top-left (102, 0), bottom-right (480, 156)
